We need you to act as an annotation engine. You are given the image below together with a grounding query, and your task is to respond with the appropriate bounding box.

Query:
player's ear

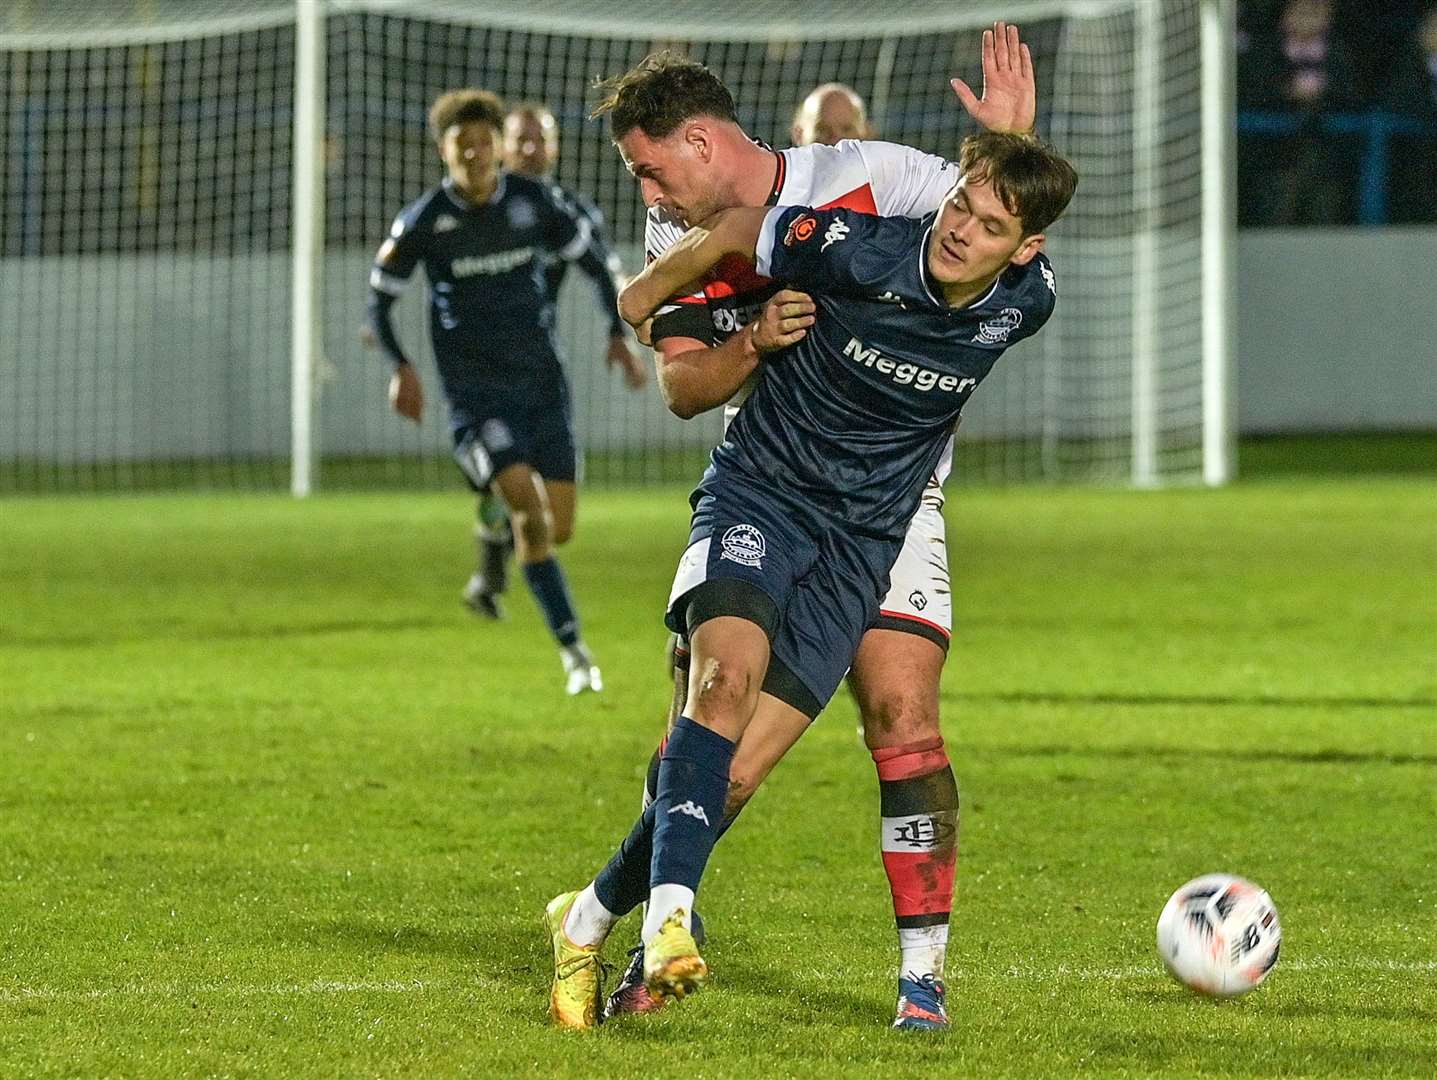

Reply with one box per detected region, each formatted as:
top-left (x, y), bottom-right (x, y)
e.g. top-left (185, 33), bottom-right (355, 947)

top-left (1010, 233), bottom-right (1044, 266)
top-left (790, 122), bottom-right (805, 145)
top-left (684, 122), bottom-right (713, 162)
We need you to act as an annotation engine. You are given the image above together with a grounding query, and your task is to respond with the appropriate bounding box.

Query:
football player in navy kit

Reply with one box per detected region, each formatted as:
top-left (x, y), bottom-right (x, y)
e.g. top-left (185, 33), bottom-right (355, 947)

top-left (572, 32), bottom-right (1041, 1030)
top-left (544, 130), bottom-right (1076, 1029)
top-left (367, 89), bottom-right (622, 695)
top-left (450, 103), bottom-right (648, 625)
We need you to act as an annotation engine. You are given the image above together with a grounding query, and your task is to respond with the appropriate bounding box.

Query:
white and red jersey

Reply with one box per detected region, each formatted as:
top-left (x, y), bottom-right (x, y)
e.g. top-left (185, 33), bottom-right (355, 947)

top-left (645, 138), bottom-right (960, 491)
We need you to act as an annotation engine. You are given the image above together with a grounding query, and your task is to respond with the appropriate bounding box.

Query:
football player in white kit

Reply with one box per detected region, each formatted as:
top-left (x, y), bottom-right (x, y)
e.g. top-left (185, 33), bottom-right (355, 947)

top-left (556, 24), bottom-right (1037, 1030)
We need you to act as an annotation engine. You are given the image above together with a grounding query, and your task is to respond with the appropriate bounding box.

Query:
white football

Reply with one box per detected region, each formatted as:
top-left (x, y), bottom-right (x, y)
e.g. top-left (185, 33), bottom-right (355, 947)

top-left (1156, 873), bottom-right (1281, 997)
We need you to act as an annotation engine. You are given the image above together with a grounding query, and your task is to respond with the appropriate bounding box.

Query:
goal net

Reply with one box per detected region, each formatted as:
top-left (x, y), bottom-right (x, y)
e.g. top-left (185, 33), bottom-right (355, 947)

top-left (0, 0), bottom-right (1231, 493)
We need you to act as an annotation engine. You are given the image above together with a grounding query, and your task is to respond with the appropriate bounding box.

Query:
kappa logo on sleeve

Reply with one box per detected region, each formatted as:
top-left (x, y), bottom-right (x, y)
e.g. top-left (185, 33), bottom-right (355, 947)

top-left (821, 219), bottom-right (850, 251)
top-left (784, 214), bottom-right (818, 247)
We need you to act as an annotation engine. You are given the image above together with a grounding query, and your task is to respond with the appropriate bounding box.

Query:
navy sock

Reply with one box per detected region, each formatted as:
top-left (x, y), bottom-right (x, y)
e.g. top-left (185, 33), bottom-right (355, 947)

top-left (650, 715), bottom-right (735, 894)
top-left (595, 733), bottom-right (747, 923)
top-left (521, 557), bottom-right (579, 647)
top-left (593, 800), bottom-right (658, 917)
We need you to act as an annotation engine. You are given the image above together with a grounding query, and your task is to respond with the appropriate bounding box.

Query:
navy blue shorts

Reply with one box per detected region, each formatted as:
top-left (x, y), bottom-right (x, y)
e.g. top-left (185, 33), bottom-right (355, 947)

top-left (665, 473), bottom-right (901, 719)
top-left (451, 379), bottom-right (576, 491)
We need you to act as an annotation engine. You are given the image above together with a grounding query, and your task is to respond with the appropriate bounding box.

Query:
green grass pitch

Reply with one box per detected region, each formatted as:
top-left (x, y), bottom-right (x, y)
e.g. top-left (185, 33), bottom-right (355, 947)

top-left (2, 471), bottom-right (1434, 1077)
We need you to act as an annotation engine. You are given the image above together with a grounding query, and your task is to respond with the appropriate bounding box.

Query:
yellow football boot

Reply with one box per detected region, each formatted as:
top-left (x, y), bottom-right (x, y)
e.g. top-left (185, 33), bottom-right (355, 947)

top-left (642, 908), bottom-right (708, 1001)
top-left (543, 891), bottom-right (604, 1030)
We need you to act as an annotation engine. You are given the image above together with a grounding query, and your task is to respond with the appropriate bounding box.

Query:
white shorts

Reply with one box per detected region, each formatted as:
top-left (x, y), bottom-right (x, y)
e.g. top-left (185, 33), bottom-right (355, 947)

top-left (871, 491), bottom-right (951, 649)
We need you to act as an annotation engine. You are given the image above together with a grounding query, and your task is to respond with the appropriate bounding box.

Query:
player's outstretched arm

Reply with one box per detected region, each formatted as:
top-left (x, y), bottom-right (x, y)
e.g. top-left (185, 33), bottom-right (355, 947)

top-left (618, 207), bottom-right (771, 328)
top-left (951, 20), bottom-right (1036, 135)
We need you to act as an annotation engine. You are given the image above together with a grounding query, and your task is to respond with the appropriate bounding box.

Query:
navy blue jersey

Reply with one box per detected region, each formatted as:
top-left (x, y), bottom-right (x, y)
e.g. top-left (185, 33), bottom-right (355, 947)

top-left (707, 205), bottom-right (1057, 540)
top-left (544, 186), bottom-right (625, 336)
top-left (369, 173), bottom-right (591, 426)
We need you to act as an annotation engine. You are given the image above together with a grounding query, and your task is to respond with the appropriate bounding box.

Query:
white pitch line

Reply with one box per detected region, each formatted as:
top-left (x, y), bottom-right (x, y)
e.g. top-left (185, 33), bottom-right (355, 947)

top-left (2, 959), bottom-right (1431, 1004)
top-left (987, 958), bottom-right (1437, 982)
top-left (0, 979), bottom-right (440, 1004)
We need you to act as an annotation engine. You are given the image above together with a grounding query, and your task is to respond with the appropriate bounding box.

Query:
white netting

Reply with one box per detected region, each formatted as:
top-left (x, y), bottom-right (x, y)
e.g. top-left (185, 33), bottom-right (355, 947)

top-left (0, 0), bottom-right (1216, 491)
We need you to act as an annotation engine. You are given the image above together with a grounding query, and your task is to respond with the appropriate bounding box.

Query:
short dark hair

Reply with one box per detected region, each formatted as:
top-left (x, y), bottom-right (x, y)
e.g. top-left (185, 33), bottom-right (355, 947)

top-left (958, 132), bottom-right (1078, 236)
top-left (591, 52), bottom-right (738, 140)
top-left (429, 89), bottom-right (505, 142)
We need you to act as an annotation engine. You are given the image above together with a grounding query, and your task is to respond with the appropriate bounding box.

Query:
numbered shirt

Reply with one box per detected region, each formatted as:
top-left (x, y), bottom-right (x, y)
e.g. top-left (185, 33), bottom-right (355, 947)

top-left (370, 173), bottom-right (591, 409)
top-left (707, 204), bottom-right (1057, 541)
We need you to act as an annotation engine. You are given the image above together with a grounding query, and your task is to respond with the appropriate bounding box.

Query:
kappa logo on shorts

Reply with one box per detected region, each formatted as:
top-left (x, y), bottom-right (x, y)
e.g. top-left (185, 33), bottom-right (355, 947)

top-left (719, 524), bottom-right (766, 568)
top-left (784, 214), bottom-right (818, 247)
top-left (821, 219), bottom-right (850, 251)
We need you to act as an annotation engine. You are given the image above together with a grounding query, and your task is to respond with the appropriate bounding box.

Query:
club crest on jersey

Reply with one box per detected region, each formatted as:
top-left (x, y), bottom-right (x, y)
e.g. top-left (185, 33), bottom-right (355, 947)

top-left (506, 197), bottom-right (537, 230)
top-left (974, 307), bottom-right (1024, 345)
top-left (433, 214), bottom-right (460, 234)
top-left (784, 214), bottom-right (818, 247)
top-left (822, 219), bottom-right (850, 251)
top-left (719, 524), bottom-right (766, 568)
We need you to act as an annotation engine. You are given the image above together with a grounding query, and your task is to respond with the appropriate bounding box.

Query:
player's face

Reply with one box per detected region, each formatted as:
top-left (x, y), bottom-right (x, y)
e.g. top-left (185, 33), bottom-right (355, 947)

top-left (617, 126), bottom-right (732, 228)
top-left (439, 121), bottom-right (500, 197)
top-left (927, 176), bottom-right (1042, 291)
top-left (503, 111), bottom-right (558, 177)
top-left (792, 91), bottom-right (868, 146)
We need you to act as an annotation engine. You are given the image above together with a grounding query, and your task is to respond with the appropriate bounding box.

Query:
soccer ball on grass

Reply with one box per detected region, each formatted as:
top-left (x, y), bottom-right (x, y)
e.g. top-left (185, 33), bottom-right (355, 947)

top-left (1156, 873), bottom-right (1281, 997)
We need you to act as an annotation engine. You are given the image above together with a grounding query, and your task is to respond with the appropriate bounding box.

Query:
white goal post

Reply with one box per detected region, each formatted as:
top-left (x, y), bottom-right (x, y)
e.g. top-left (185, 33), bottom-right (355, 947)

top-left (0, 0), bottom-right (1234, 493)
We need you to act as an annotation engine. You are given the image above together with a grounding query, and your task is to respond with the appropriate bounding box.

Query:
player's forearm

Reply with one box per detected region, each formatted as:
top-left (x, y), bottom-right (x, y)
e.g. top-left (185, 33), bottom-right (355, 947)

top-left (619, 208), bottom-right (769, 327)
top-left (367, 289), bottom-right (410, 368)
top-left (655, 330), bottom-right (760, 420)
top-left (576, 243), bottom-right (626, 336)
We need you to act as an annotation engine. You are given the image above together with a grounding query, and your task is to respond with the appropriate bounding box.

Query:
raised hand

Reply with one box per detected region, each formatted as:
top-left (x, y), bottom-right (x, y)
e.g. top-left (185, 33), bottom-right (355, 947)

top-left (951, 21), bottom-right (1037, 135)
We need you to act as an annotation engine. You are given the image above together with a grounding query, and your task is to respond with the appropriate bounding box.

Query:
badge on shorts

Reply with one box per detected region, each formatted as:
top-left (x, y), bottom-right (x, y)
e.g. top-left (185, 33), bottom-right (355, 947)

top-left (719, 524), bottom-right (766, 568)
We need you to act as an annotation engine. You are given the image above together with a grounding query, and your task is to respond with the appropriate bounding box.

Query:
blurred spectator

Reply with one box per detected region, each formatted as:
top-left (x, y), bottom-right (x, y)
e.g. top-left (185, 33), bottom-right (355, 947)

top-left (1381, 5), bottom-right (1437, 222)
top-left (1239, 0), bottom-right (1364, 225)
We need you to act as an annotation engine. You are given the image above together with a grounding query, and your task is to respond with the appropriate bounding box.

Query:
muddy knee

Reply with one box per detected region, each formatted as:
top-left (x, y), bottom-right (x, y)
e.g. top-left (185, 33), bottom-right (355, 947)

top-left (861, 692), bottom-right (940, 749)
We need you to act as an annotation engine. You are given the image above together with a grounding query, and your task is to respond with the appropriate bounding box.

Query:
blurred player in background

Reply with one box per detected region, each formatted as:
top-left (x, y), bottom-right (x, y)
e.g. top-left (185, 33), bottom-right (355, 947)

top-left (459, 102), bottom-right (650, 618)
top-left (790, 81), bottom-right (874, 145)
top-left (545, 24), bottom-right (1040, 1030)
top-left (367, 88), bottom-right (632, 694)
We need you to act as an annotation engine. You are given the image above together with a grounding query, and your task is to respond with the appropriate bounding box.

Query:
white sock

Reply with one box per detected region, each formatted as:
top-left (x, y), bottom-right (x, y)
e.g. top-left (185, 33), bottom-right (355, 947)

top-left (641, 884), bottom-right (695, 945)
top-left (562, 883), bottom-right (617, 949)
top-left (898, 924), bottom-right (949, 982)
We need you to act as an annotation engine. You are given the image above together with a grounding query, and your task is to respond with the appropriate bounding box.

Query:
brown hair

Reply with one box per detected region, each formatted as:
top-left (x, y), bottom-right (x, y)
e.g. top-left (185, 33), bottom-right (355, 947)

top-left (428, 89), bottom-right (505, 142)
top-left (958, 132), bottom-right (1078, 235)
top-left (591, 52), bottom-right (738, 139)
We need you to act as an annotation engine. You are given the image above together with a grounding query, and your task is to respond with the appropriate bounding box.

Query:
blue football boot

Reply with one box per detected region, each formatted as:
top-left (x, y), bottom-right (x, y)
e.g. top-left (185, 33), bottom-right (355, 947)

top-left (893, 973), bottom-right (949, 1031)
